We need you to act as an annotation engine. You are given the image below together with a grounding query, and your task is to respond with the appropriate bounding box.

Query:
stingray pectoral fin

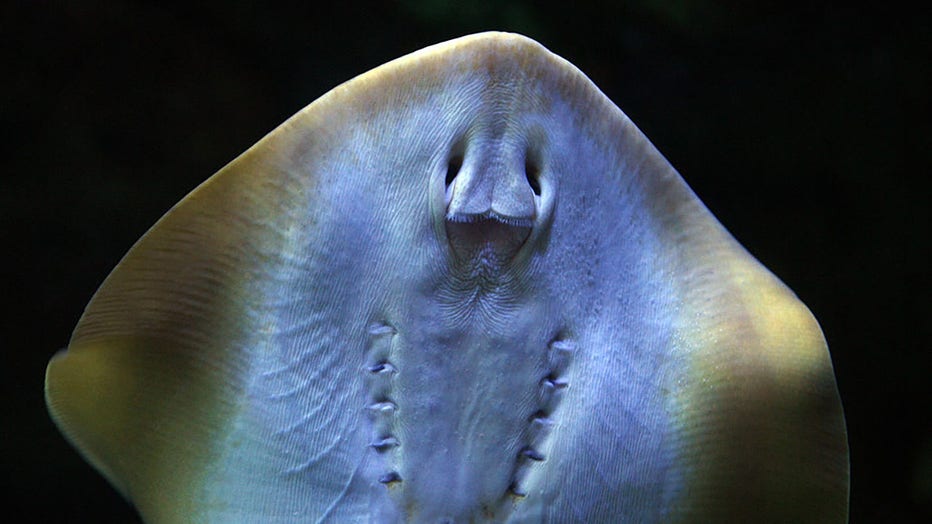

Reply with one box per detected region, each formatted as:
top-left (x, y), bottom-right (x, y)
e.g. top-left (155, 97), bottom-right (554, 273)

top-left (667, 217), bottom-right (849, 522)
top-left (44, 141), bottom-right (310, 522)
top-left (45, 336), bottom-right (234, 522)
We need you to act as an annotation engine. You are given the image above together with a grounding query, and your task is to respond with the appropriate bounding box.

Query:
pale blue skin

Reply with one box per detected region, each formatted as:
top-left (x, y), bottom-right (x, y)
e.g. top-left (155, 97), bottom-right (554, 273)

top-left (203, 62), bottom-right (676, 522)
top-left (46, 33), bottom-right (847, 523)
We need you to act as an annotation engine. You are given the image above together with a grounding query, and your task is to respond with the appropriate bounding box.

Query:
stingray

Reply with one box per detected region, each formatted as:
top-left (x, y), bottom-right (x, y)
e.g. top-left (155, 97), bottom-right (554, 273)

top-left (46, 33), bottom-right (848, 522)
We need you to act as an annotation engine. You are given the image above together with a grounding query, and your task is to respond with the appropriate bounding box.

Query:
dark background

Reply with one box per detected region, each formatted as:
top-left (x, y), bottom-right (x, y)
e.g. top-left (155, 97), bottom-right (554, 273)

top-left (3, 2), bottom-right (927, 522)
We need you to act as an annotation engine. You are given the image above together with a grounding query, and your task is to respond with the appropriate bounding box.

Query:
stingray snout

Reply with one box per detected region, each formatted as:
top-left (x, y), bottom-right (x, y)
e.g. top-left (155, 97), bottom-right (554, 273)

top-left (444, 140), bottom-right (540, 227)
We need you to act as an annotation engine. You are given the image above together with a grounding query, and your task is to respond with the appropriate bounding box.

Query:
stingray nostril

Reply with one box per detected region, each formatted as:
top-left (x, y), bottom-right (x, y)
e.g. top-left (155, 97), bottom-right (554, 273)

top-left (445, 152), bottom-right (464, 188)
top-left (524, 155), bottom-right (541, 196)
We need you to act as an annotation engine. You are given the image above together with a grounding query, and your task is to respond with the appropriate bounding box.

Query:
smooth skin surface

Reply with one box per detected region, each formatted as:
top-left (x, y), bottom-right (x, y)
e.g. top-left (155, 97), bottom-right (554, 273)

top-left (46, 32), bottom-right (848, 522)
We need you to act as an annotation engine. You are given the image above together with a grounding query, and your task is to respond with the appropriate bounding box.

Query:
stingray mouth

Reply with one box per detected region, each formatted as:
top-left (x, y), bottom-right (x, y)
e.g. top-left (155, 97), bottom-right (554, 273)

top-left (444, 211), bottom-right (533, 265)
